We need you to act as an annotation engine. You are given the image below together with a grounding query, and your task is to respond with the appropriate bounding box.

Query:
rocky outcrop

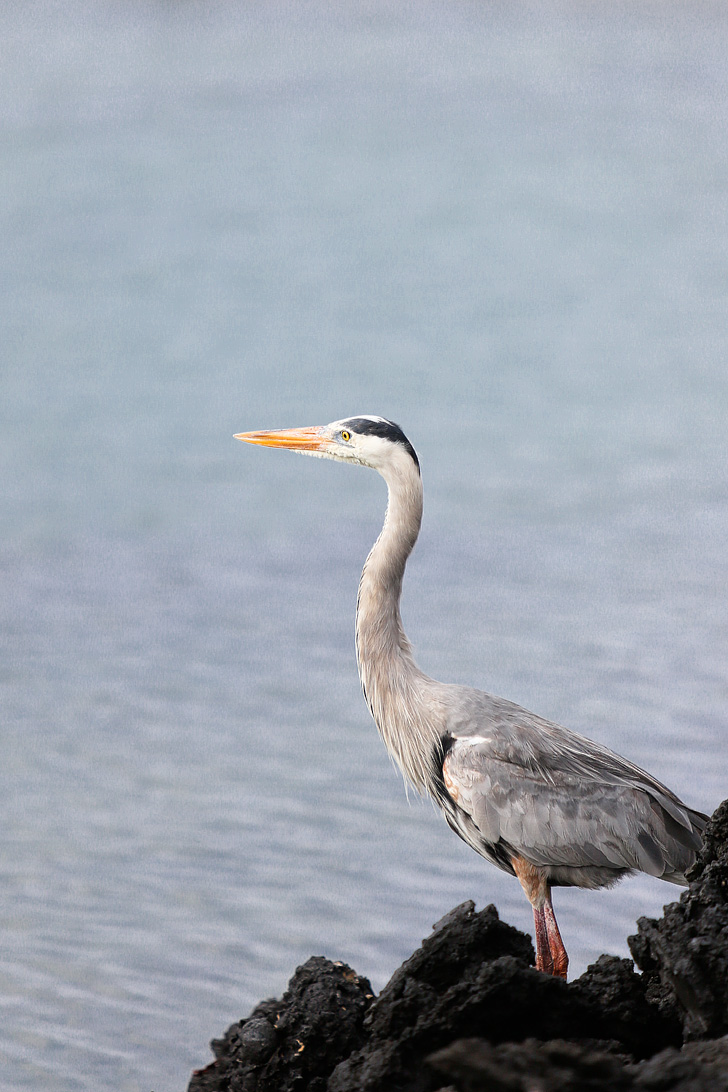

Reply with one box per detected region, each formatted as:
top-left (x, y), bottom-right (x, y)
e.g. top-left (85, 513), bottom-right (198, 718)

top-left (189, 957), bottom-right (373, 1092)
top-left (629, 798), bottom-right (728, 1041)
top-left (189, 800), bottom-right (728, 1092)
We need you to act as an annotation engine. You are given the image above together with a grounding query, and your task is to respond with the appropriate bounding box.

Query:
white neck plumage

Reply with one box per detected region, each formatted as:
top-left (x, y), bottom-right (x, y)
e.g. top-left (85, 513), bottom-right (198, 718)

top-left (354, 456), bottom-right (442, 793)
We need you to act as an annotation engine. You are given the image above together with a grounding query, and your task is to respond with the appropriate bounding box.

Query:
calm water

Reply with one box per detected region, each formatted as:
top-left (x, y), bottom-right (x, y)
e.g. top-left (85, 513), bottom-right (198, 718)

top-left (2, 2), bottom-right (728, 1089)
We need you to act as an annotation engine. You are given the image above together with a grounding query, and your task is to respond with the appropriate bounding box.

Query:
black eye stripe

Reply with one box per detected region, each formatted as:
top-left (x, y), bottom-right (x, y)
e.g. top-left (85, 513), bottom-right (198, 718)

top-left (341, 418), bottom-right (420, 471)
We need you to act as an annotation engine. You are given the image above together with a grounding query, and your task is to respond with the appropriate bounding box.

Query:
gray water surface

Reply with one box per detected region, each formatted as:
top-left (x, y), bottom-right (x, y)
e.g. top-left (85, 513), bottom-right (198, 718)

top-left (2, 3), bottom-right (728, 1090)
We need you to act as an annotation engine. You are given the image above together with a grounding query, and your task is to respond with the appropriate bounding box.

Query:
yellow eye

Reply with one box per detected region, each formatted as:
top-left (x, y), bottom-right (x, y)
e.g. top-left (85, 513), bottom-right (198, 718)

top-left (341, 430), bottom-right (351, 442)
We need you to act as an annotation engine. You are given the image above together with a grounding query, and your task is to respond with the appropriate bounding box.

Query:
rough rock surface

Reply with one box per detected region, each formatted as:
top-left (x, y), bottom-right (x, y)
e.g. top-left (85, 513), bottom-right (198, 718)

top-left (328, 907), bottom-right (678, 1092)
top-left (629, 799), bottom-right (728, 1041)
top-left (189, 799), bottom-right (728, 1092)
top-left (188, 957), bottom-right (373, 1092)
top-left (427, 1038), bottom-right (633, 1092)
top-left (428, 1035), bottom-right (728, 1091)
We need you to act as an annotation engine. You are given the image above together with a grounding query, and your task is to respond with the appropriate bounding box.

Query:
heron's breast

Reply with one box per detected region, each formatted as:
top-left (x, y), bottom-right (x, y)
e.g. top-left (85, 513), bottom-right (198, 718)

top-left (442, 756), bottom-right (461, 804)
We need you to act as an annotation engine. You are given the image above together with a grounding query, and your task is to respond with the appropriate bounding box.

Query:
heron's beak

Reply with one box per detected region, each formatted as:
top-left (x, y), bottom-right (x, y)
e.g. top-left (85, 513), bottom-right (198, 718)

top-left (234, 426), bottom-right (328, 452)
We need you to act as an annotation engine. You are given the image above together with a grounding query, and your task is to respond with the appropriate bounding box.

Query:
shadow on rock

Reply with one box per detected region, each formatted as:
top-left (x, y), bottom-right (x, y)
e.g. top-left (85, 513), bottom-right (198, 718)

top-left (428, 1036), bottom-right (728, 1092)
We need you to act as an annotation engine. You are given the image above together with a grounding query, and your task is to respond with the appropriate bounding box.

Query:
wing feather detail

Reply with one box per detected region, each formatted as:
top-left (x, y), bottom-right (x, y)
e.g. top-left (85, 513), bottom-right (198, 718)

top-left (441, 707), bottom-right (706, 886)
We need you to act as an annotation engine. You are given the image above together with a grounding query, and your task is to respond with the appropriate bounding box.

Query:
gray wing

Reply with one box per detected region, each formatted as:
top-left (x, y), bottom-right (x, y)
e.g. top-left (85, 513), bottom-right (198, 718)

top-left (441, 689), bottom-right (707, 887)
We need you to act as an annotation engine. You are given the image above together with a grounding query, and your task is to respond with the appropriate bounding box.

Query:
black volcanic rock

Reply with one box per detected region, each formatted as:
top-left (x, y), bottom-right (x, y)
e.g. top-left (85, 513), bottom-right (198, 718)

top-left (427, 1036), bottom-right (728, 1092)
top-left (356, 901), bottom-right (533, 1044)
top-left (188, 957), bottom-right (374, 1092)
top-left (427, 1037), bottom-right (633, 1092)
top-left (188, 799), bottom-right (728, 1092)
top-left (629, 799), bottom-right (728, 1041)
top-left (632, 1036), bottom-right (728, 1090)
top-left (328, 906), bottom-right (679, 1092)
top-left (569, 954), bottom-right (681, 1059)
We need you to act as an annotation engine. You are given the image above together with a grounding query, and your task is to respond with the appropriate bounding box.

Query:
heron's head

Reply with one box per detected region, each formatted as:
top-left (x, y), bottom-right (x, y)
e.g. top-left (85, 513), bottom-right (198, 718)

top-left (235, 415), bottom-right (420, 478)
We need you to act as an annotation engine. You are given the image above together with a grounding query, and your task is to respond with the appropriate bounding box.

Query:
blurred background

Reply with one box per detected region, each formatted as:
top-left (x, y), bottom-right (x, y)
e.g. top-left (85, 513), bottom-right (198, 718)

top-left (2, 2), bottom-right (727, 1089)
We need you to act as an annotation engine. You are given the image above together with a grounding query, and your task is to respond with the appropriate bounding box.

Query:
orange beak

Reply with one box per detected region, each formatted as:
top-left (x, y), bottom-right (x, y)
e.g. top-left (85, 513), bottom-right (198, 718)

top-left (233, 426), bottom-right (328, 452)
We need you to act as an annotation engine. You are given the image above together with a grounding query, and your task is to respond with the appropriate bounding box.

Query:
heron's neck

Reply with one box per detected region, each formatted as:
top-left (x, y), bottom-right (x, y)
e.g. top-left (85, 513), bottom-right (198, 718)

top-left (355, 464), bottom-right (441, 793)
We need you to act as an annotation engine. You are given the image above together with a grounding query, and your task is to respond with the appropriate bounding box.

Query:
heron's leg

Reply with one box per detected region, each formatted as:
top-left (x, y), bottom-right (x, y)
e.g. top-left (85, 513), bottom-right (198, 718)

top-left (543, 893), bottom-right (568, 980)
top-left (532, 903), bottom-right (555, 976)
top-left (511, 855), bottom-right (568, 979)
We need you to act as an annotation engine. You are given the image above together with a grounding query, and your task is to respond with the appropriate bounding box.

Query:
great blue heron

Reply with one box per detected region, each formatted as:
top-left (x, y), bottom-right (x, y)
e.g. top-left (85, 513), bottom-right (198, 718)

top-left (235, 415), bottom-right (708, 979)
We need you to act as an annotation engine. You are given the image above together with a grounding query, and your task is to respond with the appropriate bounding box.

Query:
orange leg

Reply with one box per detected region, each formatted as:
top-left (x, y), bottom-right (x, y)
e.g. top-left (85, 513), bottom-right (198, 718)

top-left (512, 855), bottom-right (569, 980)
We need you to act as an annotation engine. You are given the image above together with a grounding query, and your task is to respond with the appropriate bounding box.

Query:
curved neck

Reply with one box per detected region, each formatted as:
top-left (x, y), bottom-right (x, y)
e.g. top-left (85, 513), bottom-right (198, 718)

top-left (355, 462), bottom-right (441, 792)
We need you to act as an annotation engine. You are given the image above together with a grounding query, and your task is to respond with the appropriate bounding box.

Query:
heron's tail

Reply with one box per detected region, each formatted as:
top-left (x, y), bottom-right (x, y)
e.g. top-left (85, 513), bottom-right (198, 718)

top-left (658, 804), bottom-right (709, 885)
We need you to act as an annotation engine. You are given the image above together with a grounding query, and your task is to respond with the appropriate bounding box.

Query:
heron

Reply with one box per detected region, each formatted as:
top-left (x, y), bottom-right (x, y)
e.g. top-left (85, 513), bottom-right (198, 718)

top-left (235, 415), bottom-right (708, 979)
